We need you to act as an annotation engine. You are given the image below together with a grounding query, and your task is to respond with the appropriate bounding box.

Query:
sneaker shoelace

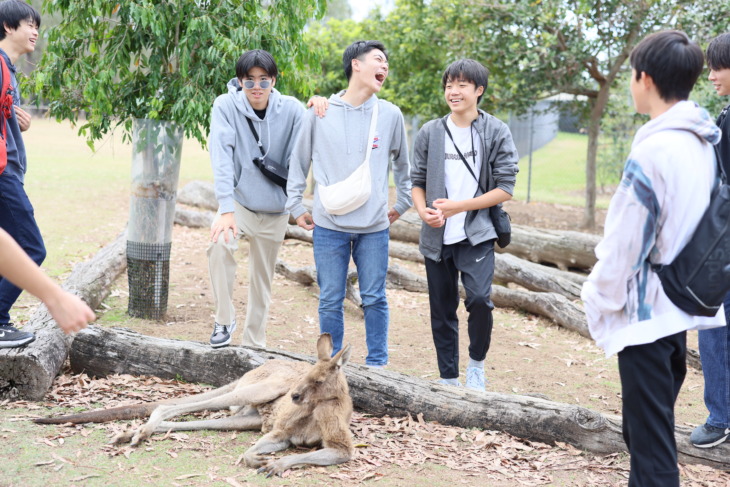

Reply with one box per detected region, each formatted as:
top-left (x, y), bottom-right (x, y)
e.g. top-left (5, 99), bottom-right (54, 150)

top-left (213, 323), bottom-right (227, 335)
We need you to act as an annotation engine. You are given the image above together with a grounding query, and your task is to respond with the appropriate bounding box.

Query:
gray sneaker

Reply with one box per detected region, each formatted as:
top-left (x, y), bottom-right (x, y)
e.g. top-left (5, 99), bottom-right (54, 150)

top-left (690, 423), bottom-right (730, 448)
top-left (210, 321), bottom-right (236, 348)
top-left (465, 366), bottom-right (486, 391)
top-left (0, 323), bottom-right (35, 348)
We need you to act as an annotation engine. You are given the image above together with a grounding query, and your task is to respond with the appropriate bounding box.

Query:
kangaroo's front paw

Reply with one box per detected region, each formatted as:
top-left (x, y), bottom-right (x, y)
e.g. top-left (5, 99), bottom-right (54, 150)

top-left (110, 430), bottom-right (135, 445)
top-left (257, 459), bottom-right (288, 478)
top-left (129, 425), bottom-right (153, 447)
top-left (244, 452), bottom-right (270, 468)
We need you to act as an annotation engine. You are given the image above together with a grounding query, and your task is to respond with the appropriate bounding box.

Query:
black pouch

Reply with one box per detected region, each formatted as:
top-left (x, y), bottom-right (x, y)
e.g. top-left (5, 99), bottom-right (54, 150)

top-left (253, 156), bottom-right (288, 194)
top-left (490, 204), bottom-right (511, 248)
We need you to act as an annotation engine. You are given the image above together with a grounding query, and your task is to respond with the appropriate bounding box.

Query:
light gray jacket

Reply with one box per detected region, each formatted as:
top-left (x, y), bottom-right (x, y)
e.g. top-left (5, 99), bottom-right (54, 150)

top-left (411, 110), bottom-right (519, 261)
top-left (209, 79), bottom-right (305, 214)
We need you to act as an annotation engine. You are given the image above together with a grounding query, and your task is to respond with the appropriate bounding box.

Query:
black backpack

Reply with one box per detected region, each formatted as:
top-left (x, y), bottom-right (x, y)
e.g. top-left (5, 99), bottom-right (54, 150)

top-left (652, 104), bottom-right (730, 317)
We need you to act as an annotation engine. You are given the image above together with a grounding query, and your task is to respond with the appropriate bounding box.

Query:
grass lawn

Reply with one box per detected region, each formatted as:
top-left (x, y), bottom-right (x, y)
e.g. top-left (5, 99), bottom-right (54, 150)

top-left (512, 132), bottom-right (613, 208)
top-left (22, 118), bottom-right (213, 277)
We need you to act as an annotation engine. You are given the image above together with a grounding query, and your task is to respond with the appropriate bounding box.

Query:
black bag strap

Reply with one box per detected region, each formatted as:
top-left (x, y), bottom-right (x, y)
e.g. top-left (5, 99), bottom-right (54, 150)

top-left (245, 117), bottom-right (266, 158)
top-left (715, 103), bottom-right (730, 185)
top-left (441, 117), bottom-right (486, 194)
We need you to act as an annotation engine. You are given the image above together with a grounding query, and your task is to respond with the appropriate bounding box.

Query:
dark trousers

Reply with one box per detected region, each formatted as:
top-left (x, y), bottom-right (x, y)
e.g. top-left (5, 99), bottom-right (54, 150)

top-left (0, 173), bottom-right (46, 324)
top-left (618, 331), bottom-right (686, 487)
top-left (424, 239), bottom-right (494, 379)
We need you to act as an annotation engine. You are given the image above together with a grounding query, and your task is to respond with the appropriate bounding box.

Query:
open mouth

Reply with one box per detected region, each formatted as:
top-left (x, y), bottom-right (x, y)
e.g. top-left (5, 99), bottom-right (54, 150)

top-left (375, 72), bottom-right (386, 83)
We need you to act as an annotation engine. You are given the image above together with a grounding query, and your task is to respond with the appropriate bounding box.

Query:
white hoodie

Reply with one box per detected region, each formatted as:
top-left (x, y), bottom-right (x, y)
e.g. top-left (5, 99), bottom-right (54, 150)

top-left (581, 101), bottom-right (725, 356)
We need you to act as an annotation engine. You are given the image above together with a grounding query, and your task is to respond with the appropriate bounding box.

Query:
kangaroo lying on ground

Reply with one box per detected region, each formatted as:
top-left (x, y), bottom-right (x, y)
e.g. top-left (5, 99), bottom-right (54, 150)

top-left (34, 333), bottom-right (354, 476)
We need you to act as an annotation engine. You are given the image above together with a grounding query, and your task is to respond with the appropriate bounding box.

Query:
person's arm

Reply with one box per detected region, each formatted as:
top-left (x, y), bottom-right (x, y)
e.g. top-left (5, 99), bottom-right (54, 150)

top-left (286, 111), bottom-right (316, 230)
top-left (15, 106), bottom-right (31, 132)
top-left (411, 124), bottom-right (443, 228)
top-left (306, 96), bottom-right (329, 118)
top-left (582, 159), bottom-right (659, 322)
top-left (209, 99), bottom-right (238, 242)
top-left (389, 111), bottom-right (413, 224)
top-left (433, 123), bottom-right (518, 218)
top-left (0, 229), bottom-right (94, 333)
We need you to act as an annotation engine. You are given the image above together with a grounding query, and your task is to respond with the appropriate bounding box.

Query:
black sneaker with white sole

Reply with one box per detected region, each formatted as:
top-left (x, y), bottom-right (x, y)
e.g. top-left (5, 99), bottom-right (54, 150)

top-left (0, 323), bottom-right (35, 348)
top-left (210, 320), bottom-right (236, 348)
top-left (690, 423), bottom-right (730, 448)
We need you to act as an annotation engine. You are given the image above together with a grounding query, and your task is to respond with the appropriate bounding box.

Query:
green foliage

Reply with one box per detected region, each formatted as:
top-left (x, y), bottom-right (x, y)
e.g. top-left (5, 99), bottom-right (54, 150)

top-left (32, 0), bottom-right (326, 147)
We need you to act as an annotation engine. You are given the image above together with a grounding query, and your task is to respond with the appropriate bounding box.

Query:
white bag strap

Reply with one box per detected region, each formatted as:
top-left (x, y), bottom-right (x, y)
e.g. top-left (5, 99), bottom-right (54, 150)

top-left (363, 101), bottom-right (378, 166)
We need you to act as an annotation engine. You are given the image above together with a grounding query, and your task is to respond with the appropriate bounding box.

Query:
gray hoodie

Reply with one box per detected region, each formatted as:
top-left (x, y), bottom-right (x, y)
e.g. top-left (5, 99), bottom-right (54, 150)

top-left (411, 110), bottom-right (519, 261)
top-left (286, 92), bottom-right (412, 233)
top-left (209, 78), bottom-right (305, 214)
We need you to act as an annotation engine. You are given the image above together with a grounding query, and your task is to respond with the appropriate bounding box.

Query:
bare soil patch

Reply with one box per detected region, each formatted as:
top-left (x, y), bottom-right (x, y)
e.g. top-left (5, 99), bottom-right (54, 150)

top-left (7, 200), bottom-right (729, 486)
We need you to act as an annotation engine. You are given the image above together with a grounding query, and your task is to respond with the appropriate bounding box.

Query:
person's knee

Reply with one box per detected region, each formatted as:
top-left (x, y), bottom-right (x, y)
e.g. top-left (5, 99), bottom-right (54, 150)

top-left (465, 293), bottom-right (492, 312)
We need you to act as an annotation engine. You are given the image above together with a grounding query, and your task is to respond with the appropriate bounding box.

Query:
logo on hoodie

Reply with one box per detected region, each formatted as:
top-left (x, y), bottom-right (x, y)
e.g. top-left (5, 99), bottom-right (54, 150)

top-left (372, 136), bottom-right (379, 150)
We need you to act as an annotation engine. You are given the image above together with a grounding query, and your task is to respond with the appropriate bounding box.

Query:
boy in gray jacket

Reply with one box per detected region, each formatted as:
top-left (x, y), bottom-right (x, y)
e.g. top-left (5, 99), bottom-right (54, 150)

top-left (411, 59), bottom-right (518, 390)
top-left (207, 50), bottom-right (305, 348)
top-left (286, 40), bottom-right (412, 366)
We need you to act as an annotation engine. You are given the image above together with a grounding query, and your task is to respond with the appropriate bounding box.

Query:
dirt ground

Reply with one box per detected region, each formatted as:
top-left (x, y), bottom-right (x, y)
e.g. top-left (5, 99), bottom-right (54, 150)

top-left (10, 199), bottom-right (730, 486)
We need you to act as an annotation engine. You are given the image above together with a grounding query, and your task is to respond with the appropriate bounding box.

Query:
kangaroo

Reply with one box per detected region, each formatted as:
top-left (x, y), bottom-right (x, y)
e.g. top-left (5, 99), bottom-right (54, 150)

top-left (34, 333), bottom-right (354, 476)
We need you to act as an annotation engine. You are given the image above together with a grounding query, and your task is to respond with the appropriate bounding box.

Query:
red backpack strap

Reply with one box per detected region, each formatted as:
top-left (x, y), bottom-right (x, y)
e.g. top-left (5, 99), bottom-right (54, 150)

top-left (0, 56), bottom-right (12, 120)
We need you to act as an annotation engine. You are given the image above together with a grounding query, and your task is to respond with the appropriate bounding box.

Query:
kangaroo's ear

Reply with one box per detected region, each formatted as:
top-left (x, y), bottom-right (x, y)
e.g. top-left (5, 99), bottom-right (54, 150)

top-left (317, 333), bottom-right (334, 361)
top-left (334, 343), bottom-right (351, 368)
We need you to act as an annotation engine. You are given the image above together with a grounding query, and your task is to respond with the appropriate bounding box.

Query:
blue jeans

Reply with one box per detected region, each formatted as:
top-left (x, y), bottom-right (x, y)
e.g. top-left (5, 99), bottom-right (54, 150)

top-left (0, 173), bottom-right (46, 324)
top-left (313, 225), bottom-right (389, 366)
top-left (697, 293), bottom-right (730, 429)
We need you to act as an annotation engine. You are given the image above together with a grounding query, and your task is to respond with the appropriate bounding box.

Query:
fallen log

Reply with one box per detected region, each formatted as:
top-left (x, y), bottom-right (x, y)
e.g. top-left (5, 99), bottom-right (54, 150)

top-left (174, 207), bottom-right (214, 228)
top-left (177, 180), bottom-right (599, 271)
top-left (284, 225), bottom-right (584, 300)
top-left (0, 232), bottom-right (127, 400)
top-left (67, 326), bottom-right (730, 470)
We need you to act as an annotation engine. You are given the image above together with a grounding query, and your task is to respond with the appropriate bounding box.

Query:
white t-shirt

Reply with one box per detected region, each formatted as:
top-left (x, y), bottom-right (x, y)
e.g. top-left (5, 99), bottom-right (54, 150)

top-left (443, 116), bottom-right (482, 244)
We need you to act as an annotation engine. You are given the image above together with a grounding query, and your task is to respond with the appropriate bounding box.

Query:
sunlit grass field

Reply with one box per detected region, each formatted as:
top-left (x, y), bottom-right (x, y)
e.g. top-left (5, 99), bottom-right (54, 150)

top-left (512, 131), bottom-right (613, 208)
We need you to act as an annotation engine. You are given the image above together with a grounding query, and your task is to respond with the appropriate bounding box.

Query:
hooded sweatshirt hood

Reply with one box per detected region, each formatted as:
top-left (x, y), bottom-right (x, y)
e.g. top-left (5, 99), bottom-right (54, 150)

top-left (632, 100), bottom-right (721, 149)
top-left (209, 78), bottom-right (305, 214)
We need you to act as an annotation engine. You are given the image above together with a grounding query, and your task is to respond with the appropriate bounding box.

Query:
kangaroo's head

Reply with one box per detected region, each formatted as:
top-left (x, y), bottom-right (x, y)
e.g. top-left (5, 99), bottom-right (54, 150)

top-left (290, 333), bottom-right (351, 406)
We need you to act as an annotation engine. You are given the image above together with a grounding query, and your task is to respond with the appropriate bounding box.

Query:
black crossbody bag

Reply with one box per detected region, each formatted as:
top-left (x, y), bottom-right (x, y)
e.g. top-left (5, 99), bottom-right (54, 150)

top-left (441, 117), bottom-right (511, 248)
top-left (246, 117), bottom-right (288, 195)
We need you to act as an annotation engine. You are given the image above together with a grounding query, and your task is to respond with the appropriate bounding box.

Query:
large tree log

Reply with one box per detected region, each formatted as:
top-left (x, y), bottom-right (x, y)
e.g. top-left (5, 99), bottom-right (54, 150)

top-left (177, 181), bottom-right (600, 271)
top-left (0, 232), bottom-right (127, 400)
top-left (284, 225), bottom-right (584, 300)
top-left (67, 326), bottom-right (729, 470)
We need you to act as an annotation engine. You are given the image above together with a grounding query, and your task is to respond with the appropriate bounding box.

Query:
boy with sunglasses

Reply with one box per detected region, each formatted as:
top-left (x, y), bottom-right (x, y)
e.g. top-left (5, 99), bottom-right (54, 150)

top-left (207, 49), bottom-right (305, 348)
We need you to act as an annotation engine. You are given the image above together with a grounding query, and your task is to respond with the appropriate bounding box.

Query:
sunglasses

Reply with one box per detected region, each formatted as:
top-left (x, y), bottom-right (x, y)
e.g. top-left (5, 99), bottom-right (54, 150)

top-left (242, 79), bottom-right (272, 90)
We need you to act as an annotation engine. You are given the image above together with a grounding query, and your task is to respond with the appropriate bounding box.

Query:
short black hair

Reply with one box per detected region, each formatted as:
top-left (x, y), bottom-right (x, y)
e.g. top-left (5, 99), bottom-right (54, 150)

top-left (342, 40), bottom-right (387, 81)
top-left (0, 0), bottom-right (41, 40)
top-left (235, 49), bottom-right (278, 80)
top-left (441, 59), bottom-right (489, 105)
top-left (629, 30), bottom-right (703, 102)
top-left (707, 33), bottom-right (730, 71)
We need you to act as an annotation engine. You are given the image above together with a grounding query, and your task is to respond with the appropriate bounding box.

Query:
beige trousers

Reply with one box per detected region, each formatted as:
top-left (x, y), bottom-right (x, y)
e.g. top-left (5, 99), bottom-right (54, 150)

top-left (207, 202), bottom-right (288, 348)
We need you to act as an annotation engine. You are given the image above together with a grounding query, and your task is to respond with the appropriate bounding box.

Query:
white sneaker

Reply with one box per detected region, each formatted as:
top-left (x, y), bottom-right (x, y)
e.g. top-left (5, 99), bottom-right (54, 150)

top-left (465, 366), bottom-right (486, 391)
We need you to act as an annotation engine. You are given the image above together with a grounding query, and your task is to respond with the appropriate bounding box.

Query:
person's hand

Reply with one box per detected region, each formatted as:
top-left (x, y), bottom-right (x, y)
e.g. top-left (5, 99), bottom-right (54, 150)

top-left (306, 96), bottom-right (329, 118)
top-left (432, 198), bottom-right (464, 219)
top-left (296, 212), bottom-right (315, 230)
top-left (16, 106), bottom-right (31, 132)
top-left (418, 207), bottom-right (444, 228)
top-left (45, 291), bottom-right (95, 334)
top-left (210, 212), bottom-right (237, 243)
top-left (387, 208), bottom-right (401, 225)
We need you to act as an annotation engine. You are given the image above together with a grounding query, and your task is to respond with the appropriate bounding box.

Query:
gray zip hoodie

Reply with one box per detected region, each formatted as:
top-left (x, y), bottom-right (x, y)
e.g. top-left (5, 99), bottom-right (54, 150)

top-left (411, 110), bottom-right (519, 261)
top-left (286, 92), bottom-right (412, 233)
top-left (209, 78), bottom-right (305, 214)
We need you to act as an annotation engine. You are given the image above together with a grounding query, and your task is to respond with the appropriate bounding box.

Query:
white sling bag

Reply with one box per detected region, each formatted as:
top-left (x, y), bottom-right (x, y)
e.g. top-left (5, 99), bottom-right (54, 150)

top-left (318, 102), bottom-right (378, 215)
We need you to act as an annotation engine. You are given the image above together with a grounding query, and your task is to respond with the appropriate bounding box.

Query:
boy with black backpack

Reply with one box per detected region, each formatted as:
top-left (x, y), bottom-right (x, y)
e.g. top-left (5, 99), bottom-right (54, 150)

top-left (581, 31), bottom-right (724, 486)
top-left (690, 32), bottom-right (730, 449)
top-left (410, 59), bottom-right (519, 390)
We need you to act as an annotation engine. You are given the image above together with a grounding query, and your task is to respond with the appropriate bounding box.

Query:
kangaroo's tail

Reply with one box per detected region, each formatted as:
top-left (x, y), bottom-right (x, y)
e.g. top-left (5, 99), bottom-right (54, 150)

top-left (33, 403), bottom-right (160, 424)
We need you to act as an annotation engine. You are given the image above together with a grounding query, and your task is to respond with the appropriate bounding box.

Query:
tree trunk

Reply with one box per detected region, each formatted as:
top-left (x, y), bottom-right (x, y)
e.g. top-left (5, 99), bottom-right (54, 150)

top-left (0, 232), bottom-right (128, 400)
top-left (67, 326), bottom-right (730, 470)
